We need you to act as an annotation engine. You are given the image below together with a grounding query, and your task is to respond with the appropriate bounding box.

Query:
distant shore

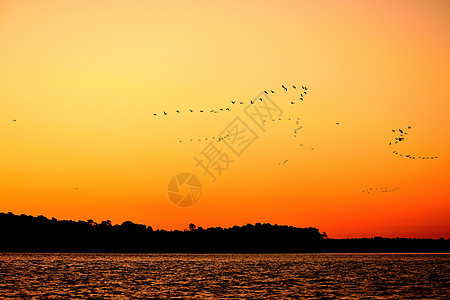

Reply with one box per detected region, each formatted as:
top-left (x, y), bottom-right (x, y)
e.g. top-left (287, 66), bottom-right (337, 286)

top-left (1, 212), bottom-right (448, 253)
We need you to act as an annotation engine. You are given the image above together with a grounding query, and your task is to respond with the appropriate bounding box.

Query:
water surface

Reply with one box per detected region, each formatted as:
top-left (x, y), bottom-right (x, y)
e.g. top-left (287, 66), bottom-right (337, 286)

top-left (0, 253), bottom-right (448, 299)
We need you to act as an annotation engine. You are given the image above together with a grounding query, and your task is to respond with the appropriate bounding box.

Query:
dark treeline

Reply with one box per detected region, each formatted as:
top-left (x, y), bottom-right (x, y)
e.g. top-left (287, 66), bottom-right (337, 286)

top-left (0, 212), bottom-right (448, 253)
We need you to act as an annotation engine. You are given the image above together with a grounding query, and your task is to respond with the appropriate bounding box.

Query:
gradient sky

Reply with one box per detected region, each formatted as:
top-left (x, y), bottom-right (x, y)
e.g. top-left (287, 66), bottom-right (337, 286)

top-left (1, 0), bottom-right (449, 238)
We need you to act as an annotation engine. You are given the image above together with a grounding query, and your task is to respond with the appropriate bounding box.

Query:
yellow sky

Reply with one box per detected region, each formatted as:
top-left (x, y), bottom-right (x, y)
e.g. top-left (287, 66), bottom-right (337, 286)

top-left (1, 0), bottom-right (449, 238)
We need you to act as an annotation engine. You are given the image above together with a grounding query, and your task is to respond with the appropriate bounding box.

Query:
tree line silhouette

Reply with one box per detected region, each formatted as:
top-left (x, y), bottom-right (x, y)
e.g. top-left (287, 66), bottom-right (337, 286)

top-left (0, 212), bottom-right (448, 253)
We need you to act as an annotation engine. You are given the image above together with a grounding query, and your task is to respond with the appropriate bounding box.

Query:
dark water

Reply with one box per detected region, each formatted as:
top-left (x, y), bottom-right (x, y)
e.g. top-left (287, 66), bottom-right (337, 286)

top-left (0, 253), bottom-right (448, 299)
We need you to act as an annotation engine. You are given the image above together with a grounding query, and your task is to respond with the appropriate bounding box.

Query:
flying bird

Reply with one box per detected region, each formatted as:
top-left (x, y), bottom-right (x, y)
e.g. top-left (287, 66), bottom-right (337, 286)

top-left (293, 85), bottom-right (296, 89)
top-left (282, 85), bottom-right (287, 91)
top-left (176, 110), bottom-right (180, 113)
top-left (189, 109), bottom-right (193, 112)
top-left (264, 91), bottom-right (268, 94)
top-left (231, 101), bottom-right (235, 104)
top-left (408, 126), bottom-right (411, 129)
top-left (271, 90), bottom-right (275, 93)
top-left (399, 129), bottom-right (403, 134)
top-left (12, 119), bottom-right (16, 122)
top-left (164, 111), bottom-right (167, 115)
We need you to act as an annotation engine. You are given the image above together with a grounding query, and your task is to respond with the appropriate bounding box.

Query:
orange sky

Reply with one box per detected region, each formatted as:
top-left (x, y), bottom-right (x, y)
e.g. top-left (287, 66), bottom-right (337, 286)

top-left (1, 0), bottom-right (449, 238)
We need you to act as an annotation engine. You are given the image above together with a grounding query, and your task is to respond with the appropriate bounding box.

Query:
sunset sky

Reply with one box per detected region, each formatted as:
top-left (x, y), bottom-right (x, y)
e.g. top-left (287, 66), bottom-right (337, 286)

top-left (1, 0), bottom-right (449, 238)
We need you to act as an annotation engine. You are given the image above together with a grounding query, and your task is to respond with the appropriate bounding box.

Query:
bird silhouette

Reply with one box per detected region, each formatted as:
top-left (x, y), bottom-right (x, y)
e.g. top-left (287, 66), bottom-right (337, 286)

top-left (291, 102), bottom-right (294, 104)
top-left (12, 119), bottom-right (16, 122)
top-left (176, 110), bottom-right (180, 113)
top-left (226, 108), bottom-right (230, 111)
top-left (189, 109), bottom-right (193, 112)
top-left (264, 91), bottom-right (268, 94)
top-left (153, 114), bottom-right (157, 116)
top-left (231, 101), bottom-right (235, 104)
top-left (408, 126), bottom-right (411, 129)
top-left (259, 98), bottom-right (263, 101)
top-left (200, 110), bottom-right (203, 112)
top-left (282, 85), bottom-right (287, 91)
top-left (293, 85), bottom-right (296, 89)
top-left (239, 102), bottom-right (244, 104)
top-left (399, 129), bottom-right (403, 134)
top-left (271, 90), bottom-right (275, 93)
top-left (336, 123), bottom-right (340, 125)
top-left (164, 111), bottom-right (167, 115)
top-left (250, 100), bottom-right (254, 104)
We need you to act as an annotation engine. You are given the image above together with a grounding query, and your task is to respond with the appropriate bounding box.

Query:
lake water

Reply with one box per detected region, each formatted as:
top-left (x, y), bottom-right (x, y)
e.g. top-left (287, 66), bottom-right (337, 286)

top-left (0, 253), bottom-right (448, 299)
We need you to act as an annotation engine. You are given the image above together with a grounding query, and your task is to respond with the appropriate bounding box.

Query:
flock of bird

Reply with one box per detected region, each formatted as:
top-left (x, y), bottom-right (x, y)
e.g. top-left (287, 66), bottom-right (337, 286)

top-left (177, 116), bottom-right (304, 143)
top-left (176, 85), bottom-right (309, 143)
top-left (179, 134), bottom-right (231, 143)
top-left (293, 119), bottom-right (303, 137)
top-left (8, 83), bottom-right (441, 195)
top-left (392, 152), bottom-right (438, 160)
top-left (363, 187), bottom-right (400, 194)
top-left (278, 159), bottom-right (289, 165)
top-left (153, 85), bottom-right (308, 118)
top-left (389, 126), bottom-right (439, 160)
top-left (389, 126), bottom-right (412, 146)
